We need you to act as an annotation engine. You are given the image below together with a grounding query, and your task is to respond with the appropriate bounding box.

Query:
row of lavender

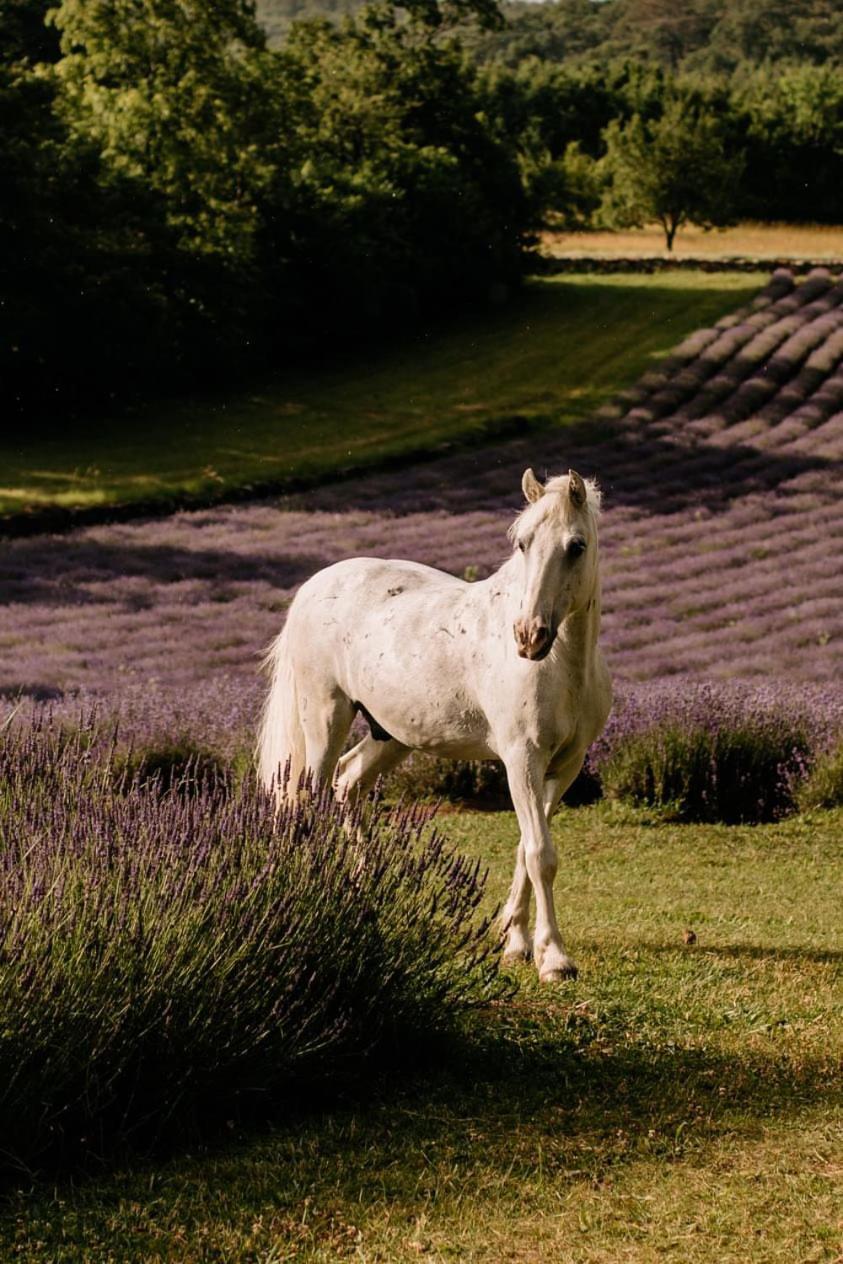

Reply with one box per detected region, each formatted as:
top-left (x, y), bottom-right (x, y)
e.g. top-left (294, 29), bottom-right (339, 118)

top-left (16, 673), bottom-right (841, 821)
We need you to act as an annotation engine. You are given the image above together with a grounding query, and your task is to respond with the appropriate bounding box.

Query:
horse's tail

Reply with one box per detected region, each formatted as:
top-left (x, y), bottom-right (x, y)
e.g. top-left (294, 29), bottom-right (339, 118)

top-left (257, 623), bottom-right (305, 802)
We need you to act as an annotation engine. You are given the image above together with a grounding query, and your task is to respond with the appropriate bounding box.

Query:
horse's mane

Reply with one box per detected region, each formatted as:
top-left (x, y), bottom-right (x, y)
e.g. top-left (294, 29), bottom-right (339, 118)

top-left (508, 473), bottom-right (602, 543)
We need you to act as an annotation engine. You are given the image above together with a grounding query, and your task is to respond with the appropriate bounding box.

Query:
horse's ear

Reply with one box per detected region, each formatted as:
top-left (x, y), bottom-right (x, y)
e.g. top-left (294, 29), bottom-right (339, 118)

top-left (522, 468), bottom-right (544, 503)
top-left (568, 469), bottom-right (587, 508)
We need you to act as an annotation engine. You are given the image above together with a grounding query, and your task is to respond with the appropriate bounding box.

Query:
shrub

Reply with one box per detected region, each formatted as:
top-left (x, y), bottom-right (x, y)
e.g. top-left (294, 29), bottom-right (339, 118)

top-left (796, 741), bottom-right (843, 811)
top-left (391, 754), bottom-right (600, 810)
top-left (598, 714), bottom-right (811, 823)
top-left (0, 720), bottom-right (502, 1172)
top-left (117, 740), bottom-right (229, 795)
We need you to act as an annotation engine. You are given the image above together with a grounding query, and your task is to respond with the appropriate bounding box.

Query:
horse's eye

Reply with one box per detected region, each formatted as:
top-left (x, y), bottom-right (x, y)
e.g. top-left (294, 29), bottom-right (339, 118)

top-left (517, 540), bottom-right (526, 553)
top-left (567, 538), bottom-right (586, 560)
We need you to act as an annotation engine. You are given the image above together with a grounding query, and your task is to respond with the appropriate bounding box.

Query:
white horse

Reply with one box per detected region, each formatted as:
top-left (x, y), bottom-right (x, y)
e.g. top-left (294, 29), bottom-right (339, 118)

top-left (258, 468), bottom-right (611, 982)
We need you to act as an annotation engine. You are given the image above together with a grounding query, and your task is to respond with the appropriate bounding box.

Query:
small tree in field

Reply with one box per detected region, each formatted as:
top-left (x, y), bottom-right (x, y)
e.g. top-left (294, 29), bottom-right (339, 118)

top-left (599, 100), bottom-right (744, 250)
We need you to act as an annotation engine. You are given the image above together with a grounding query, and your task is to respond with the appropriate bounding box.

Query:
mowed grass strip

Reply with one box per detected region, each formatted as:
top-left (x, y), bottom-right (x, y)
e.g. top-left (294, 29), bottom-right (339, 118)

top-left (0, 272), bottom-right (759, 518)
top-left (5, 806), bottom-right (840, 1263)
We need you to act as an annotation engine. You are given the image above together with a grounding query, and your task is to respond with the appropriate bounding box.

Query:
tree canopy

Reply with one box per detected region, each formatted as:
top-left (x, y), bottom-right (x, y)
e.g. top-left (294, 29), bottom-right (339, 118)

top-left (599, 102), bottom-right (744, 249)
top-left (3, 0), bottom-right (841, 417)
top-left (2, 0), bottom-right (531, 414)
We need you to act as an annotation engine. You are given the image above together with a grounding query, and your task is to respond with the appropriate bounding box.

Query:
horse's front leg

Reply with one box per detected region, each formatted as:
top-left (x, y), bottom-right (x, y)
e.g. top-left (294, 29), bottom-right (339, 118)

top-left (501, 839), bottom-right (532, 964)
top-left (543, 745), bottom-right (587, 822)
top-left (504, 747), bottom-right (578, 983)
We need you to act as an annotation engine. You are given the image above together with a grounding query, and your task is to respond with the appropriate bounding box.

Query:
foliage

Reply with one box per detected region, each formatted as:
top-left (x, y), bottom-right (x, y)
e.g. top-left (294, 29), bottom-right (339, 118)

top-left (736, 63), bottom-right (843, 226)
top-left (475, 40), bottom-right (843, 232)
top-left (52, 0), bottom-right (280, 261)
top-left (275, 8), bottom-right (527, 323)
top-left (599, 100), bottom-right (744, 250)
top-left (465, 0), bottom-right (843, 73)
top-left (3, 0), bottom-right (530, 413)
top-left (4, 0), bottom-right (842, 410)
top-left (518, 138), bottom-right (603, 230)
top-left (797, 740), bottom-right (843, 811)
top-left (258, 0), bottom-right (505, 42)
top-left (0, 719), bottom-right (502, 1171)
top-left (595, 690), bottom-right (814, 823)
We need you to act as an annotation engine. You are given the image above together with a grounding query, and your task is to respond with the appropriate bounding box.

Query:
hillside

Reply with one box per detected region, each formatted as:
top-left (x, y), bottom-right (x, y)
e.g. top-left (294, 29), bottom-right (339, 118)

top-left (466, 0), bottom-right (843, 69)
top-left (256, 0), bottom-right (358, 42)
top-left (257, 0), bottom-right (843, 67)
top-left (0, 268), bottom-right (840, 743)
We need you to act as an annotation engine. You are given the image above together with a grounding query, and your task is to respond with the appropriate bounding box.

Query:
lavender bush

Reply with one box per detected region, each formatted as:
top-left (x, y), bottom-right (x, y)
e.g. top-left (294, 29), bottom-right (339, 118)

top-left (388, 682), bottom-right (841, 822)
top-left (596, 721), bottom-right (808, 822)
top-left (797, 740), bottom-right (843, 810)
top-left (0, 719), bottom-right (503, 1172)
top-left (591, 681), bottom-right (829, 822)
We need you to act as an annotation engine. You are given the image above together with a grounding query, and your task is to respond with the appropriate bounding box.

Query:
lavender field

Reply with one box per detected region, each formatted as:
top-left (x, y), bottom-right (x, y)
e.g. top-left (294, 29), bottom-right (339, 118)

top-left (1, 266), bottom-right (841, 758)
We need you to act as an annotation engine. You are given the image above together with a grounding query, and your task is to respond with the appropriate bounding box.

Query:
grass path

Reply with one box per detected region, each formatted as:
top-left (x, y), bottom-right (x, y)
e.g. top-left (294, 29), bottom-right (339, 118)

top-left (0, 272), bottom-right (759, 521)
top-left (4, 805), bottom-right (840, 1262)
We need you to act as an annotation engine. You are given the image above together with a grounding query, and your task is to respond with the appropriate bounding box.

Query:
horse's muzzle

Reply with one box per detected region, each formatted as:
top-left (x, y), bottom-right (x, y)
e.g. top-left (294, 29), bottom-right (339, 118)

top-left (514, 618), bottom-right (554, 661)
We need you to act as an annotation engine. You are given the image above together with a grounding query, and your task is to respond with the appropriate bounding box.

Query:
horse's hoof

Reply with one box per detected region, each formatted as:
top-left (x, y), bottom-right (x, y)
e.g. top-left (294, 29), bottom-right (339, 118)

top-left (539, 962), bottom-right (578, 983)
top-left (502, 947), bottom-right (533, 966)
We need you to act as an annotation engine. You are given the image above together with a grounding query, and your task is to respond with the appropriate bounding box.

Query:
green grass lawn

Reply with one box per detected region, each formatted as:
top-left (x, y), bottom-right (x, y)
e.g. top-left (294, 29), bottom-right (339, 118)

top-left (0, 272), bottom-right (759, 520)
top-left (5, 804), bottom-right (840, 1263)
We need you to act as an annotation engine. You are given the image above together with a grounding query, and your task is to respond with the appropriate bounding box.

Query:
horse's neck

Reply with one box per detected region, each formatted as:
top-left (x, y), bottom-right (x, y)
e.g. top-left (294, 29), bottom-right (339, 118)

top-left (560, 587), bottom-right (602, 682)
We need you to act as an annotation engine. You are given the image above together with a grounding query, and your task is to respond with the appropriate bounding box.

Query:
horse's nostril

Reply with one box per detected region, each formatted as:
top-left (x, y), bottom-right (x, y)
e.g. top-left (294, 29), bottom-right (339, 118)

top-left (514, 619), bottom-right (552, 656)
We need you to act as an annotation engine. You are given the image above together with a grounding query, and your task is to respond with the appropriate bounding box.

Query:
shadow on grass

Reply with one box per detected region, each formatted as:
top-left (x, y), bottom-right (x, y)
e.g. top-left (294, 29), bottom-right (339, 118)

top-left (1, 274), bottom-right (770, 537)
top-left (5, 994), bottom-right (836, 1203)
top-left (448, 1002), bottom-right (836, 1113)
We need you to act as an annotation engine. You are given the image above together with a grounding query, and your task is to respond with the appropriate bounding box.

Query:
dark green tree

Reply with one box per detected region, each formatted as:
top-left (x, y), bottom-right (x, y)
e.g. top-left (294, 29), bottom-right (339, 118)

top-left (599, 99), bottom-right (744, 250)
top-left (269, 6), bottom-right (528, 320)
top-left (736, 64), bottom-right (843, 224)
top-left (51, 0), bottom-right (285, 261)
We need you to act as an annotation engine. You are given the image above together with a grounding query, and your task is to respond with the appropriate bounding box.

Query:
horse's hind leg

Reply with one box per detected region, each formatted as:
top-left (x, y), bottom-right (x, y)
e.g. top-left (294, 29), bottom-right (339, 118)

top-left (334, 733), bottom-right (410, 801)
top-left (299, 689), bottom-right (356, 790)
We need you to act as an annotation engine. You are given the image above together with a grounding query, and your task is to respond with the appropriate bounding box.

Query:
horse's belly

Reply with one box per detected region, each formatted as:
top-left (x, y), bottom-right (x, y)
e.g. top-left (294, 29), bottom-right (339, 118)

top-left (339, 596), bottom-right (494, 754)
top-left (351, 652), bottom-right (495, 758)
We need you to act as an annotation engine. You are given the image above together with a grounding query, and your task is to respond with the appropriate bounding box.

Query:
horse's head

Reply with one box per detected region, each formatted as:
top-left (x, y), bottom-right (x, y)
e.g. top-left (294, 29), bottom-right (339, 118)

top-left (509, 468), bottom-right (601, 661)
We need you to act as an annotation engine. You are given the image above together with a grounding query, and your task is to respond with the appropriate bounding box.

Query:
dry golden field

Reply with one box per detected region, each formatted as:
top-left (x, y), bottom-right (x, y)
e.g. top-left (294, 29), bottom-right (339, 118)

top-left (543, 222), bottom-right (843, 260)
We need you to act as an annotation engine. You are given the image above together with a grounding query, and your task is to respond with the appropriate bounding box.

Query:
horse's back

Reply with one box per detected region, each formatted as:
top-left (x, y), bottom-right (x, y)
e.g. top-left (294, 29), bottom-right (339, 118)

top-left (296, 555), bottom-right (463, 601)
top-left (288, 556), bottom-right (465, 639)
